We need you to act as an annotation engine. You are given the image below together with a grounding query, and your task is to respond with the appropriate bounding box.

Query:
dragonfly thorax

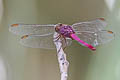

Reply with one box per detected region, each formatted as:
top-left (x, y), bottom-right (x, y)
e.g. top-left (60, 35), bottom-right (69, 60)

top-left (55, 24), bottom-right (75, 38)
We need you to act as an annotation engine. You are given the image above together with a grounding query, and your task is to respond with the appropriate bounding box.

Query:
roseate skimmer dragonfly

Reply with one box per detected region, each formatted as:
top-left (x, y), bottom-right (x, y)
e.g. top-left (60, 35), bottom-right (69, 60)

top-left (9, 18), bottom-right (114, 51)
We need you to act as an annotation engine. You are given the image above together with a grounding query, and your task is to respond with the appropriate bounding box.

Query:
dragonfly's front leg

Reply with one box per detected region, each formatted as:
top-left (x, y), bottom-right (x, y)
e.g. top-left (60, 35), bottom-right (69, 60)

top-left (61, 35), bottom-right (67, 50)
top-left (54, 34), bottom-right (63, 53)
top-left (54, 34), bottom-right (61, 42)
top-left (55, 34), bottom-right (67, 52)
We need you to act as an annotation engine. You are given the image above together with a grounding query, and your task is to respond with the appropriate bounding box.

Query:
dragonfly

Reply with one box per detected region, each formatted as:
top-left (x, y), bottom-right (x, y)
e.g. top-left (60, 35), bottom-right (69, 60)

top-left (9, 18), bottom-right (114, 51)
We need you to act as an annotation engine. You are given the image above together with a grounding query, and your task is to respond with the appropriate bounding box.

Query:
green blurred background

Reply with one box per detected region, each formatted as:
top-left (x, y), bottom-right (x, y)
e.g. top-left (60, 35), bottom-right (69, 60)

top-left (0, 0), bottom-right (120, 80)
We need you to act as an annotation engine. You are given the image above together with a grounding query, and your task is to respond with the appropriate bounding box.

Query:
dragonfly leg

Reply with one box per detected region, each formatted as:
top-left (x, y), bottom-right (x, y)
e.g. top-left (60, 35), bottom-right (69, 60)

top-left (58, 37), bottom-right (66, 53)
top-left (57, 35), bottom-right (67, 52)
top-left (54, 34), bottom-right (61, 39)
top-left (55, 34), bottom-right (67, 52)
top-left (61, 35), bottom-right (67, 51)
top-left (54, 34), bottom-right (61, 42)
top-left (54, 34), bottom-right (63, 53)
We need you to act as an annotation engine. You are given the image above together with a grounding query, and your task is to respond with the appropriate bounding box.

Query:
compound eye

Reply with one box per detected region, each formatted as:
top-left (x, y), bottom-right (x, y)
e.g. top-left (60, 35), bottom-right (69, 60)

top-left (59, 24), bottom-right (62, 26)
top-left (57, 23), bottom-right (63, 26)
top-left (55, 26), bottom-right (60, 32)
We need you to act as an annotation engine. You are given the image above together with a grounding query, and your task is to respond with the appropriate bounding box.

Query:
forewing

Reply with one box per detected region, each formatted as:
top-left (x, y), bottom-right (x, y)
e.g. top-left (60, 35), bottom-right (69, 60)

top-left (20, 33), bottom-right (72, 49)
top-left (9, 24), bottom-right (55, 35)
top-left (72, 18), bottom-right (107, 32)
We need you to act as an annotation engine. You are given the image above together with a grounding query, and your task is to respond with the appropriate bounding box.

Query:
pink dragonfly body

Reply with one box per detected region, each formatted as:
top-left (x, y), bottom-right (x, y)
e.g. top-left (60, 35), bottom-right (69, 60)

top-left (71, 34), bottom-right (96, 50)
top-left (55, 23), bottom-right (96, 50)
top-left (9, 18), bottom-right (114, 50)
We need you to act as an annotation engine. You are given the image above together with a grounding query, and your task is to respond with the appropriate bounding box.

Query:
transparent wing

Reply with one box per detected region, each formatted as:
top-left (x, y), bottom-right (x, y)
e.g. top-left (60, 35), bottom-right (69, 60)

top-left (76, 30), bottom-right (115, 47)
top-left (72, 18), bottom-right (107, 32)
top-left (9, 24), bottom-right (55, 35)
top-left (20, 33), bottom-right (72, 49)
top-left (95, 30), bottom-right (115, 46)
top-left (76, 31), bottom-right (97, 46)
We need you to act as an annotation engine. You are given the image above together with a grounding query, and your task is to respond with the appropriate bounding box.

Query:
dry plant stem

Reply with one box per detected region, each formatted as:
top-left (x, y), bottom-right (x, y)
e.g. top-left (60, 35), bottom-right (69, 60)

top-left (54, 32), bottom-right (69, 80)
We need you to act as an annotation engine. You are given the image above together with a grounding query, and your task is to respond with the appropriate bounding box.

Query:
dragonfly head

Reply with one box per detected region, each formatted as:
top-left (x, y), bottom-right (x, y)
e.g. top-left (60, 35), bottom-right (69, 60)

top-left (55, 23), bottom-right (63, 32)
